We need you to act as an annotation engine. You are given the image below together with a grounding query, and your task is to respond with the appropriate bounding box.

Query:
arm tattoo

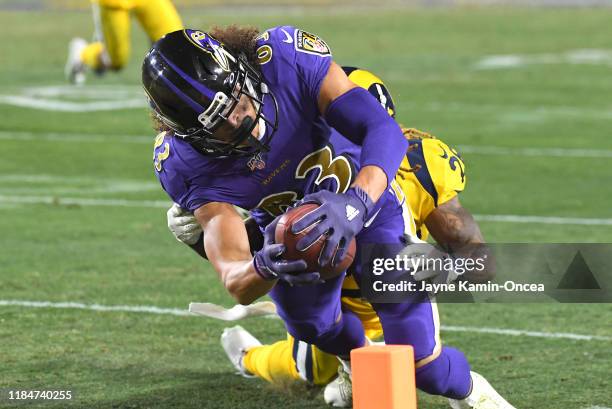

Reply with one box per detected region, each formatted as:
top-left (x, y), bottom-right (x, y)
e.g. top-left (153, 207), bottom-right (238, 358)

top-left (425, 197), bottom-right (484, 251)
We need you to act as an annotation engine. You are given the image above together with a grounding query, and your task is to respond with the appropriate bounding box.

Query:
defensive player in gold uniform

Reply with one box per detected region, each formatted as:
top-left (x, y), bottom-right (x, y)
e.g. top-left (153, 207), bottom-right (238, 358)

top-left (65, 0), bottom-right (183, 84)
top-left (166, 67), bottom-right (512, 408)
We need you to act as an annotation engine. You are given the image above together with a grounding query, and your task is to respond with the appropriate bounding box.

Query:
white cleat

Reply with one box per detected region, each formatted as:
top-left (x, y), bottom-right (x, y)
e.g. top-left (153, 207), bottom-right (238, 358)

top-left (65, 37), bottom-right (87, 85)
top-left (220, 325), bottom-right (261, 378)
top-left (449, 371), bottom-right (516, 409)
top-left (324, 364), bottom-right (353, 408)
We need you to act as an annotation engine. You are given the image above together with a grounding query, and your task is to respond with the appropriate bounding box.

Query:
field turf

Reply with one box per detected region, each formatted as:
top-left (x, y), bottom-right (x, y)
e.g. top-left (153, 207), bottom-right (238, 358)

top-left (0, 6), bottom-right (611, 409)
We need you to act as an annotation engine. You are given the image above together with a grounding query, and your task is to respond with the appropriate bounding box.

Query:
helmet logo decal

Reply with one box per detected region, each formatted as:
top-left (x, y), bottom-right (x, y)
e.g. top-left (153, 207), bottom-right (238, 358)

top-left (184, 29), bottom-right (236, 72)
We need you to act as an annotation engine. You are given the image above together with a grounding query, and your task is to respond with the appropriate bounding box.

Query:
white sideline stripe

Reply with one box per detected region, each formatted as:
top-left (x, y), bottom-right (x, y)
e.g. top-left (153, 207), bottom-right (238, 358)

top-left (0, 130), bottom-right (151, 144)
top-left (2, 299), bottom-right (611, 342)
top-left (474, 49), bottom-right (612, 70)
top-left (1, 195), bottom-right (612, 226)
top-left (441, 325), bottom-right (612, 342)
top-left (0, 300), bottom-right (190, 316)
top-left (473, 214), bottom-right (612, 226)
top-left (0, 174), bottom-right (159, 194)
top-left (0, 95), bottom-right (147, 112)
top-left (0, 195), bottom-right (169, 208)
top-left (587, 406), bottom-right (612, 409)
top-left (458, 145), bottom-right (612, 158)
top-left (21, 85), bottom-right (145, 99)
top-left (2, 130), bottom-right (612, 160)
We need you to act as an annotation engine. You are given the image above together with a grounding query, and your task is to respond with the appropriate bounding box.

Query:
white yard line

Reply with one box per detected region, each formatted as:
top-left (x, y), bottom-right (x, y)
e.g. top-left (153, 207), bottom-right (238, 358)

top-left (474, 49), bottom-right (612, 70)
top-left (457, 145), bottom-right (612, 158)
top-left (1, 195), bottom-right (612, 226)
top-left (0, 174), bottom-right (159, 194)
top-left (2, 130), bottom-right (612, 159)
top-left (0, 195), bottom-right (168, 208)
top-left (0, 130), bottom-right (151, 144)
top-left (0, 84), bottom-right (148, 112)
top-left (0, 299), bottom-right (190, 316)
top-left (473, 214), bottom-right (612, 226)
top-left (441, 325), bottom-right (612, 342)
top-left (1, 299), bottom-right (610, 342)
top-left (0, 95), bottom-right (147, 112)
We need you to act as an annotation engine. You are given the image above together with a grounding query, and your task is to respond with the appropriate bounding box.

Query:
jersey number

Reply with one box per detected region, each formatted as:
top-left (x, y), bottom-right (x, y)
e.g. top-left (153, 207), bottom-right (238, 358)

top-left (153, 132), bottom-right (170, 172)
top-left (255, 146), bottom-right (353, 216)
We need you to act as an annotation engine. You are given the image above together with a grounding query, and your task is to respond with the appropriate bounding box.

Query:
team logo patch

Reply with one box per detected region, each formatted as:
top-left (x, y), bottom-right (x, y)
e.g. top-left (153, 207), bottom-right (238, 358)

top-left (247, 153), bottom-right (266, 171)
top-left (295, 30), bottom-right (331, 57)
top-left (183, 29), bottom-right (236, 72)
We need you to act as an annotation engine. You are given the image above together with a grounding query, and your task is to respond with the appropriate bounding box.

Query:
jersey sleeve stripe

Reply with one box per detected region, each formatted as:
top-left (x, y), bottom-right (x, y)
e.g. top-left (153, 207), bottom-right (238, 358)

top-left (407, 141), bottom-right (439, 206)
top-left (305, 344), bottom-right (314, 383)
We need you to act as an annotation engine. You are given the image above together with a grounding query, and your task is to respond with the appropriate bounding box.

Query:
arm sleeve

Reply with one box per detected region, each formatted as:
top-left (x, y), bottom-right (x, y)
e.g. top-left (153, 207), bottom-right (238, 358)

top-left (324, 87), bottom-right (408, 187)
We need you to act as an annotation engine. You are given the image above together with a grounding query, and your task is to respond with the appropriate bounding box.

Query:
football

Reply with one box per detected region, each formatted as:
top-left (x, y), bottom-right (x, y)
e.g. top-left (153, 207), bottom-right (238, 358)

top-left (275, 203), bottom-right (357, 280)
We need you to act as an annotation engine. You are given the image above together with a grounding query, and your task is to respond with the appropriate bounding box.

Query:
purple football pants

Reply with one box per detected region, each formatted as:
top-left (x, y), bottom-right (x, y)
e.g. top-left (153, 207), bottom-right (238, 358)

top-left (270, 192), bottom-right (471, 397)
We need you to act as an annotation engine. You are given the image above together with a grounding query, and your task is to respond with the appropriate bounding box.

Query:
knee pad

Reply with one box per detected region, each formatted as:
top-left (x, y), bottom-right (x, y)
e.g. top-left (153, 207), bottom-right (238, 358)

top-left (415, 346), bottom-right (472, 399)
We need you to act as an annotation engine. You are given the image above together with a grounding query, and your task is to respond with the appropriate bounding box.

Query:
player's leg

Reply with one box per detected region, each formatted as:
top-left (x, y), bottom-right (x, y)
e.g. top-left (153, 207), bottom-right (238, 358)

top-left (240, 333), bottom-right (339, 385)
top-left (353, 196), bottom-right (474, 399)
top-left (372, 297), bottom-right (473, 399)
top-left (133, 0), bottom-right (183, 43)
top-left (269, 273), bottom-right (366, 359)
top-left (223, 285), bottom-right (383, 387)
top-left (98, 2), bottom-right (132, 71)
top-left (352, 198), bottom-right (515, 407)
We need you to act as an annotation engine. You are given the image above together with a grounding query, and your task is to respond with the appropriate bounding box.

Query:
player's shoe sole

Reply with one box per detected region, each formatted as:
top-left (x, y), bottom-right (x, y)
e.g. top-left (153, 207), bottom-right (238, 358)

top-left (220, 325), bottom-right (261, 378)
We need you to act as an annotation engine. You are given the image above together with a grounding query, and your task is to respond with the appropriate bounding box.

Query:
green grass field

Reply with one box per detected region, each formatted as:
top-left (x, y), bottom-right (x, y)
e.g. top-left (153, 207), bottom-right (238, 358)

top-left (0, 5), bottom-right (611, 409)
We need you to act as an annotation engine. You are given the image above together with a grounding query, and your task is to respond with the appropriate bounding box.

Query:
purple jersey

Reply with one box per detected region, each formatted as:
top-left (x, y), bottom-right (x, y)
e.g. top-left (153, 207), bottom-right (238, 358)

top-left (151, 28), bottom-right (451, 375)
top-left (153, 26), bottom-right (390, 228)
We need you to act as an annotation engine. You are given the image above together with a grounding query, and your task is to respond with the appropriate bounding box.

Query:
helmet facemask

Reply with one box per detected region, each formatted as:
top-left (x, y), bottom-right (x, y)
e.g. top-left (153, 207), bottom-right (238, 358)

top-left (185, 56), bottom-right (278, 158)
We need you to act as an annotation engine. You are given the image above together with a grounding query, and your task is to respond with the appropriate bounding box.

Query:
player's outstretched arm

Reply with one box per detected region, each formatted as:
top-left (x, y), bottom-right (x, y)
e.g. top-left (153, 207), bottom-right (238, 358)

top-left (294, 62), bottom-right (409, 268)
top-left (424, 196), bottom-right (495, 282)
top-left (194, 202), bottom-right (276, 305)
top-left (318, 61), bottom-right (407, 201)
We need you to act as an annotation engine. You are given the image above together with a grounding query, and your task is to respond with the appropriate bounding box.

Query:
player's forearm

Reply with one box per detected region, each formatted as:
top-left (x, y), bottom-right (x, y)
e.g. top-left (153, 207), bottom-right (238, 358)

top-left (187, 217), bottom-right (263, 260)
top-left (195, 203), bottom-right (274, 304)
top-left (352, 165), bottom-right (388, 203)
top-left (205, 235), bottom-right (275, 305)
top-left (219, 260), bottom-right (276, 305)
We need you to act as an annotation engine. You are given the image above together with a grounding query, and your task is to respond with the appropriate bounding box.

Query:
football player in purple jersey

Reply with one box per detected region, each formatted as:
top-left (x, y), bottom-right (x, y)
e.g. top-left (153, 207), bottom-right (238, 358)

top-left (144, 26), bottom-right (514, 408)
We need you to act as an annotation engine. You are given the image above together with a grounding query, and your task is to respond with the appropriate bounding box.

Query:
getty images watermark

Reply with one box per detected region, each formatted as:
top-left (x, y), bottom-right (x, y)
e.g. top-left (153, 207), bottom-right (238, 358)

top-left (371, 252), bottom-right (544, 294)
top-left (357, 243), bottom-right (611, 303)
